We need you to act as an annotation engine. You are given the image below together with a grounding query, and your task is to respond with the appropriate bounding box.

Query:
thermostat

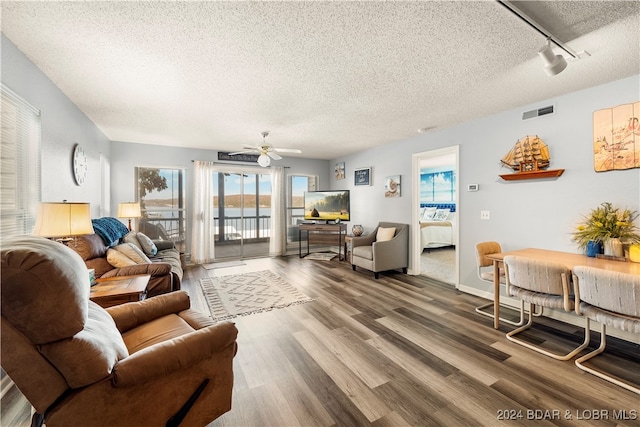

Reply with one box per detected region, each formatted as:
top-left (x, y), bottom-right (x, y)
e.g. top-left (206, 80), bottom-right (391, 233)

top-left (468, 184), bottom-right (479, 192)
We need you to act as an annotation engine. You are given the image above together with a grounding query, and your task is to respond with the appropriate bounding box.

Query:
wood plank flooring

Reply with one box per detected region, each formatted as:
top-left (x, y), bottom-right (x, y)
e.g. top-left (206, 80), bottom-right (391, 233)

top-left (2, 256), bottom-right (639, 426)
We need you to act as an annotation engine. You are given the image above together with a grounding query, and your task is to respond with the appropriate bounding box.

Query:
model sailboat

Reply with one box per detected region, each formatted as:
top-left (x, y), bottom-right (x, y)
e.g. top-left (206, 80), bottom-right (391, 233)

top-left (500, 135), bottom-right (550, 171)
top-left (499, 135), bottom-right (564, 180)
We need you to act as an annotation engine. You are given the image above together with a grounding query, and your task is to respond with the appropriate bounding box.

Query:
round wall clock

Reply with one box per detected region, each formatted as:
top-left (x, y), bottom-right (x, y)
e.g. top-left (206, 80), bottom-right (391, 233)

top-left (72, 144), bottom-right (87, 185)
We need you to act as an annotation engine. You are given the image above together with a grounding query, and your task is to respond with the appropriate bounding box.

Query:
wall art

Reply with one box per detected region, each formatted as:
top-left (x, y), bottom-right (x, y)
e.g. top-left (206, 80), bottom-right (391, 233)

top-left (593, 101), bottom-right (640, 171)
top-left (335, 162), bottom-right (345, 180)
top-left (384, 175), bottom-right (401, 198)
top-left (354, 167), bottom-right (371, 186)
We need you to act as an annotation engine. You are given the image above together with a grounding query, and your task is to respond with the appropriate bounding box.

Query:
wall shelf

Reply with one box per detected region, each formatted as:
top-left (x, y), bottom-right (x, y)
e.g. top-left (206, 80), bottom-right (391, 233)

top-left (499, 169), bottom-right (565, 181)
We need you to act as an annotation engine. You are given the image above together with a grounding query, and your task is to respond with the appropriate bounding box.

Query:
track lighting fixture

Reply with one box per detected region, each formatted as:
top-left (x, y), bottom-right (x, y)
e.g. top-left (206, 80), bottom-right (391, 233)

top-left (538, 40), bottom-right (568, 76)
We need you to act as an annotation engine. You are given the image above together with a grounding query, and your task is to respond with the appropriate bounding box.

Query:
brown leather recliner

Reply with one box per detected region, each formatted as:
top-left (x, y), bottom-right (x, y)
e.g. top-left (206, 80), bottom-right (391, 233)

top-left (1, 236), bottom-right (238, 427)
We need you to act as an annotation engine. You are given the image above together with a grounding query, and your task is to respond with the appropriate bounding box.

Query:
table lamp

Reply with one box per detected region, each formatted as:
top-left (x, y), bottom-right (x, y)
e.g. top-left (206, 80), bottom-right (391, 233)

top-left (117, 202), bottom-right (141, 231)
top-left (32, 201), bottom-right (94, 244)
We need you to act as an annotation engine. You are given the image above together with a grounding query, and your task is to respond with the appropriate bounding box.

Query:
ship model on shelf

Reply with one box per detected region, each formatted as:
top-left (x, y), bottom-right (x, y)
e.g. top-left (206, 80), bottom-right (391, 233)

top-left (499, 135), bottom-right (564, 181)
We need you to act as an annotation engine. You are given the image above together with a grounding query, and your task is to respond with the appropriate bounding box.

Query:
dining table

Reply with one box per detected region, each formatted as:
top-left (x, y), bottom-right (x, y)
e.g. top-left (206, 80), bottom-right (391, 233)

top-left (485, 248), bottom-right (640, 329)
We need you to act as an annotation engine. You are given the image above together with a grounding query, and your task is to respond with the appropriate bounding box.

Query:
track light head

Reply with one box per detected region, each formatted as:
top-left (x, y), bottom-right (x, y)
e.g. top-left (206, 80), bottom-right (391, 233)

top-left (538, 42), bottom-right (567, 76)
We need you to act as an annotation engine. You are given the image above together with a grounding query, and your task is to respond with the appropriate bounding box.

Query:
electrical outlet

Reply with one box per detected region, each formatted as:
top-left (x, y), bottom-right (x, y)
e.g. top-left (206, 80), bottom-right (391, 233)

top-left (480, 210), bottom-right (490, 220)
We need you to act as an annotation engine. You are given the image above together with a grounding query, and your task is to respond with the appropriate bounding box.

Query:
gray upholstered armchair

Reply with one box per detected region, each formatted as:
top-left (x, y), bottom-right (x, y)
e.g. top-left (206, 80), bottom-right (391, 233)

top-left (351, 222), bottom-right (409, 279)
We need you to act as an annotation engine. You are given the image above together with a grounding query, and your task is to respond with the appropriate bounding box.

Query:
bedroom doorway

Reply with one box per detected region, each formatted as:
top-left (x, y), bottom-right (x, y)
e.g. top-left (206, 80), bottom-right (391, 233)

top-left (411, 146), bottom-right (459, 286)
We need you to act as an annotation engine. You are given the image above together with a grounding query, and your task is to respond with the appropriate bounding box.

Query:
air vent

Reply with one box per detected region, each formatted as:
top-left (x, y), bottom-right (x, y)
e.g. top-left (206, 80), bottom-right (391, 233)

top-left (522, 105), bottom-right (554, 120)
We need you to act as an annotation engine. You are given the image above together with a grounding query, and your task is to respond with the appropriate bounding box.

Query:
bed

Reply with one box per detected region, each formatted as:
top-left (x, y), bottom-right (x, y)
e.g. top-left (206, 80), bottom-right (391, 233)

top-left (419, 203), bottom-right (457, 250)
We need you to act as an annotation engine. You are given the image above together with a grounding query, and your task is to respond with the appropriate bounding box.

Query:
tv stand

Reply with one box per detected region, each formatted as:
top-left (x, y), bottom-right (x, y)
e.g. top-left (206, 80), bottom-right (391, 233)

top-left (299, 223), bottom-right (346, 260)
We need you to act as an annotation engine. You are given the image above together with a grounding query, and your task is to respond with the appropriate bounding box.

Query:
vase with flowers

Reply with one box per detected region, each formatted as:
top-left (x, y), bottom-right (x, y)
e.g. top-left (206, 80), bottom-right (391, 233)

top-left (571, 202), bottom-right (640, 258)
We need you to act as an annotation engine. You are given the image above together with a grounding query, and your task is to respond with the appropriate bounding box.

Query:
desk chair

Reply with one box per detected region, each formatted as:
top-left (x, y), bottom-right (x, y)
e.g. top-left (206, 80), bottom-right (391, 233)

top-left (504, 256), bottom-right (589, 360)
top-left (474, 242), bottom-right (525, 326)
top-left (572, 266), bottom-right (640, 394)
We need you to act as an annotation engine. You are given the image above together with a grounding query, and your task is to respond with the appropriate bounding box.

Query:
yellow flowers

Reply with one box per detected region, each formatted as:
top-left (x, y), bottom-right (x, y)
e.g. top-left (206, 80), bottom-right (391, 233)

top-left (571, 202), bottom-right (640, 249)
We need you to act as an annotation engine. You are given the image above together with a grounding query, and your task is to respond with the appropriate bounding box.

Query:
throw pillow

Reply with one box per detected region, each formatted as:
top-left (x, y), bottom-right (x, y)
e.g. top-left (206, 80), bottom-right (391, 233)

top-left (433, 209), bottom-right (451, 221)
top-left (421, 207), bottom-right (437, 221)
top-left (136, 232), bottom-right (158, 256)
top-left (122, 232), bottom-right (143, 251)
top-left (113, 243), bottom-right (151, 264)
top-left (106, 248), bottom-right (137, 268)
top-left (376, 227), bottom-right (396, 242)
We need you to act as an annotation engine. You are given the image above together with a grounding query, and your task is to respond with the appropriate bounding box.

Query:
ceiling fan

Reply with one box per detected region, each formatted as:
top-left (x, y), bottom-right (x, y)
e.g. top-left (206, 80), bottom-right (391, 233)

top-left (229, 131), bottom-right (302, 167)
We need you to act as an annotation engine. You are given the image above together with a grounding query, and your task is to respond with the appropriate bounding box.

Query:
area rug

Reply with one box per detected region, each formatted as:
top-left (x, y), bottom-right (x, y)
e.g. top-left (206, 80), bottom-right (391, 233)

top-left (304, 252), bottom-right (336, 261)
top-left (202, 260), bottom-right (247, 270)
top-left (199, 270), bottom-right (313, 320)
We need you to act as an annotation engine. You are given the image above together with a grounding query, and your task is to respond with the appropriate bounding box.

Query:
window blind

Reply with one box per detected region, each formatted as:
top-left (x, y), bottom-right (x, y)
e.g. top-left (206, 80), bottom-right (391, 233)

top-left (1, 84), bottom-right (41, 241)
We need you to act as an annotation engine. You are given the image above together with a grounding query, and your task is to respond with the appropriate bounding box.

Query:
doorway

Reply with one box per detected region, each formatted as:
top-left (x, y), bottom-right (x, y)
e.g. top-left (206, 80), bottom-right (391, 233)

top-left (411, 146), bottom-right (459, 286)
top-left (212, 168), bottom-right (272, 259)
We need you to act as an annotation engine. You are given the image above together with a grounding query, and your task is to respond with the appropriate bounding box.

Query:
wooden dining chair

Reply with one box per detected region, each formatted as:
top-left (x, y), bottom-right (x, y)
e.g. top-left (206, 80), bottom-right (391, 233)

top-left (572, 266), bottom-right (640, 394)
top-left (503, 256), bottom-right (589, 360)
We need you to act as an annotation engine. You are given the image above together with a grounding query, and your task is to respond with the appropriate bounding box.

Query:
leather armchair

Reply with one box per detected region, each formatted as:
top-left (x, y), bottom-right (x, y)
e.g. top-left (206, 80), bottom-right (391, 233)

top-left (351, 222), bottom-right (409, 279)
top-left (1, 236), bottom-right (238, 427)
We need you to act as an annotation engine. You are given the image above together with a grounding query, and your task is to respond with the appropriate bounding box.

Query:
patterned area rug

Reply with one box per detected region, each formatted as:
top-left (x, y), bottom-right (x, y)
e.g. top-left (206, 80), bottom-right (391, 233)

top-left (199, 270), bottom-right (313, 321)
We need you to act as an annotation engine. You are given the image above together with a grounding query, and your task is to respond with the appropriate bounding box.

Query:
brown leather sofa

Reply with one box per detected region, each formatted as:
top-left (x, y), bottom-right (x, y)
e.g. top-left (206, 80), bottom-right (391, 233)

top-left (71, 233), bottom-right (182, 297)
top-left (1, 235), bottom-right (238, 427)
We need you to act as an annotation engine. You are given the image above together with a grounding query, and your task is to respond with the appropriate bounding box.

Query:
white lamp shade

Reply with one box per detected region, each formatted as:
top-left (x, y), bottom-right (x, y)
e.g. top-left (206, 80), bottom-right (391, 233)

top-left (117, 202), bottom-right (142, 218)
top-left (257, 154), bottom-right (271, 167)
top-left (32, 202), bottom-right (94, 238)
top-left (538, 44), bottom-right (567, 76)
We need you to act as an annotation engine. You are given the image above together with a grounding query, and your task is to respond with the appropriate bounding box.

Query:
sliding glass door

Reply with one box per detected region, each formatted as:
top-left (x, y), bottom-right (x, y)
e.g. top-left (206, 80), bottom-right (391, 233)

top-left (213, 168), bottom-right (272, 259)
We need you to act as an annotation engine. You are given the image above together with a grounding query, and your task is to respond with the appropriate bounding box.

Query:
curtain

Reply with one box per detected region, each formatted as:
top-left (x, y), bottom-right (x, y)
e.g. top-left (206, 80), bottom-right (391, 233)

top-left (191, 160), bottom-right (215, 264)
top-left (269, 166), bottom-right (287, 256)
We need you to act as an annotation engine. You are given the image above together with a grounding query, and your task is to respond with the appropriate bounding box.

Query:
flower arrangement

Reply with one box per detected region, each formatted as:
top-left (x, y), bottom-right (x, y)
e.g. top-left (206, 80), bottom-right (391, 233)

top-left (571, 202), bottom-right (640, 249)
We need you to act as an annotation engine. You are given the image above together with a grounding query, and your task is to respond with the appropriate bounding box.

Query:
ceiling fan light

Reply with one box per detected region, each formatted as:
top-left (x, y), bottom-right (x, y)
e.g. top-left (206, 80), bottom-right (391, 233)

top-left (538, 43), bottom-right (567, 76)
top-left (257, 153), bottom-right (271, 167)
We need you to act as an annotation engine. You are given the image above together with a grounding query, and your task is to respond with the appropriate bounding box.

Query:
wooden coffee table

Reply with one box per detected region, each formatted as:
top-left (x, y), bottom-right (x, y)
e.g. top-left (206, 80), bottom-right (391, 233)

top-left (90, 275), bottom-right (150, 308)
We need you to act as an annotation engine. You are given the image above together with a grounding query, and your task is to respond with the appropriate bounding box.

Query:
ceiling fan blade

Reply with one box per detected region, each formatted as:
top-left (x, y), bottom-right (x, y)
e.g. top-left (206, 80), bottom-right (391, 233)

top-left (268, 152), bottom-right (282, 160)
top-left (273, 148), bottom-right (302, 154)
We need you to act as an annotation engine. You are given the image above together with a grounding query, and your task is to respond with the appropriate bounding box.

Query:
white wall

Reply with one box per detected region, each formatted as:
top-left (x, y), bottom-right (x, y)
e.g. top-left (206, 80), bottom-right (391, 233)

top-left (331, 74), bottom-right (640, 295)
top-left (4, 31), bottom-right (638, 297)
top-left (109, 140), bottom-right (330, 251)
top-left (1, 34), bottom-right (111, 217)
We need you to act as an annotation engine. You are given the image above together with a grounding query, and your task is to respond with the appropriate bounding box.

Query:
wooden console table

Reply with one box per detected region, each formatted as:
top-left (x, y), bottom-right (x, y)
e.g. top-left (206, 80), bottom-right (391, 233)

top-left (90, 274), bottom-right (150, 308)
top-left (299, 223), bottom-right (347, 260)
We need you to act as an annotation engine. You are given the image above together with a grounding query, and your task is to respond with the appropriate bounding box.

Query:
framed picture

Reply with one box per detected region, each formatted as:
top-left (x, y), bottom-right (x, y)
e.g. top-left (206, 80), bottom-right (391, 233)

top-left (354, 167), bottom-right (371, 186)
top-left (520, 161), bottom-right (538, 172)
top-left (385, 175), bottom-right (401, 198)
top-left (334, 162), bottom-right (345, 180)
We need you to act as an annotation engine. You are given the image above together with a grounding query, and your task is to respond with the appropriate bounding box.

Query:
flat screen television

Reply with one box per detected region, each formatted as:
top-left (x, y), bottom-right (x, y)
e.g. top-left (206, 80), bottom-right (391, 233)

top-left (304, 190), bottom-right (350, 222)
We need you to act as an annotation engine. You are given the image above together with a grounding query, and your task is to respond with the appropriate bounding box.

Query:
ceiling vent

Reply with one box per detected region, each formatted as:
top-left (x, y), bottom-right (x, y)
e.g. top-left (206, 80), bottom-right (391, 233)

top-left (522, 105), bottom-right (554, 120)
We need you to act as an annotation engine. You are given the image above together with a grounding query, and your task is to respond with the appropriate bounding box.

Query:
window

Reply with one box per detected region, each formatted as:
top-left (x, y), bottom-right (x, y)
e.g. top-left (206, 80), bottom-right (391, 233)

top-left (135, 167), bottom-right (186, 252)
top-left (0, 84), bottom-right (41, 241)
top-left (420, 170), bottom-right (456, 203)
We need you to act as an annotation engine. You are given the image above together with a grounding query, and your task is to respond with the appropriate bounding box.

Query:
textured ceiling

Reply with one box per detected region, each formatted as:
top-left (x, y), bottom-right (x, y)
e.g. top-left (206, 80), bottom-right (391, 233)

top-left (2, 1), bottom-right (639, 160)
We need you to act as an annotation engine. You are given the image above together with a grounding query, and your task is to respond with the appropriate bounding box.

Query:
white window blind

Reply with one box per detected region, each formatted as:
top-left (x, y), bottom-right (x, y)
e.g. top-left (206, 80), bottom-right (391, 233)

top-left (1, 84), bottom-right (41, 241)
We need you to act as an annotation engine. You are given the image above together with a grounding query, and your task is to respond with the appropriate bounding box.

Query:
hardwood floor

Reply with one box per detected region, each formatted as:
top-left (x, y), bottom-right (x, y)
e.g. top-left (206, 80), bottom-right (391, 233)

top-left (2, 256), bottom-right (639, 426)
